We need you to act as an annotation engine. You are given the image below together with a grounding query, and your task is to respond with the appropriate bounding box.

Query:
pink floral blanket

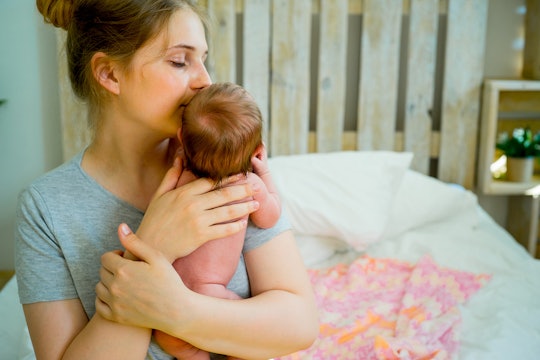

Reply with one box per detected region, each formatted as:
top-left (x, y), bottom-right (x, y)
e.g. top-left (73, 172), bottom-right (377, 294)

top-left (278, 255), bottom-right (490, 360)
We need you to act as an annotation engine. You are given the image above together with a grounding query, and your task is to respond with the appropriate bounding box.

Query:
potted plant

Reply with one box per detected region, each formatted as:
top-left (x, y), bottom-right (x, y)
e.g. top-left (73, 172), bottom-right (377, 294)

top-left (496, 126), bottom-right (540, 182)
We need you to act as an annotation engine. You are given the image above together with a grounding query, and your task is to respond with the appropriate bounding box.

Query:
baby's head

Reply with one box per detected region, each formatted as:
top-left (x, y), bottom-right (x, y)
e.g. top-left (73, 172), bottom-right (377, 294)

top-left (180, 82), bottom-right (263, 183)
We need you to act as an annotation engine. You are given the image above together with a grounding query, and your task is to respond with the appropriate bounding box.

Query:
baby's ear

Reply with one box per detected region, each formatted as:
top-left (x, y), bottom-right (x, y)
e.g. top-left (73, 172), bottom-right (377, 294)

top-left (254, 143), bottom-right (264, 157)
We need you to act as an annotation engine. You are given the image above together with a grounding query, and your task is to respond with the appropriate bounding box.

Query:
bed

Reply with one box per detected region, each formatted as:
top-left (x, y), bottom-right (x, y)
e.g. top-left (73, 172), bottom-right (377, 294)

top-left (2, 0), bottom-right (540, 359)
top-left (2, 153), bottom-right (540, 359)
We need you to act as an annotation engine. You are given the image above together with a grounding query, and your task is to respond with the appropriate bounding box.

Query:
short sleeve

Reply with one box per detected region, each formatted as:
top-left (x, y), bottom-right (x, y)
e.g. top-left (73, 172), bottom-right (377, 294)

top-left (243, 212), bottom-right (291, 253)
top-left (15, 186), bottom-right (78, 304)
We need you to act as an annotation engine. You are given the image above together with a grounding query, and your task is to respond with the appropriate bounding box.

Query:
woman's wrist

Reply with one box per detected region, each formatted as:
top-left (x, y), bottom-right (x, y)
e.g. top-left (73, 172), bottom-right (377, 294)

top-left (157, 287), bottom-right (199, 339)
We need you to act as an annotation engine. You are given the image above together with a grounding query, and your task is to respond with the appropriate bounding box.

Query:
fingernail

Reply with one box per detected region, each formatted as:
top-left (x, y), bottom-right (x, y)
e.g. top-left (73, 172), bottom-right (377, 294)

top-left (252, 182), bottom-right (261, 192)
top-left (252, 201), bottom-right (260, 210)
top-left (120, 223), bottom-right (132, 236)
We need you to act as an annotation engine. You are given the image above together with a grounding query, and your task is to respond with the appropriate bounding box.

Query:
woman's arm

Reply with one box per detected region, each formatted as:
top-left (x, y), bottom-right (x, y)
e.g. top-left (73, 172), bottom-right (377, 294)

top-left (97, 229), bottom-right (319, 359)
top-left (22, 160), bottom-right (258, 359)
top-left (23, 299), bottom-right (151, 360)
top-left (183, 230), bottom-right (318, 358)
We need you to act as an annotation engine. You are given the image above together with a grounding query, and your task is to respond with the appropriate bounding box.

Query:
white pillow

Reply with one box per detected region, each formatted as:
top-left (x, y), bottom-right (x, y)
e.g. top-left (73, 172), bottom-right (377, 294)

top-left (382, 169), bottom-right (479, 239)
top-left (269, 151), bottom-right (413, 251)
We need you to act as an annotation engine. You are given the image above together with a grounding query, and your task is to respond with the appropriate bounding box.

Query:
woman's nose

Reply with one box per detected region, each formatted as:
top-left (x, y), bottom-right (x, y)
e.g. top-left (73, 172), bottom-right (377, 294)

top-left (192, 62), bottom-right (212, 90)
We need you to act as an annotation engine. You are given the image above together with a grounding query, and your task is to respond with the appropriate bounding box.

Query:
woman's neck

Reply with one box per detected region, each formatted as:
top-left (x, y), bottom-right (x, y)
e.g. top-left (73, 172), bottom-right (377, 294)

top-left (82, 122), bottom-right (178, 211)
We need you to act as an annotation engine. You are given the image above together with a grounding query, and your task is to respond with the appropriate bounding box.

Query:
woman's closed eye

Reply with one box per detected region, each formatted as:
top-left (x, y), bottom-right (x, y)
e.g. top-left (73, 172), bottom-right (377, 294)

top-left (170, 60), bottom-right (187, 68)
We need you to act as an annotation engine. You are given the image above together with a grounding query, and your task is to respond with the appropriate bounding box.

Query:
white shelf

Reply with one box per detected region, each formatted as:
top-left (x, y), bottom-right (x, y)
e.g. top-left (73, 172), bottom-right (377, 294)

top-left (477, 79), bottom-right (540, 195)
top-left (484, 177), bottom-right (540, 196)
top-left (477, 78), bottom-right (540, 256)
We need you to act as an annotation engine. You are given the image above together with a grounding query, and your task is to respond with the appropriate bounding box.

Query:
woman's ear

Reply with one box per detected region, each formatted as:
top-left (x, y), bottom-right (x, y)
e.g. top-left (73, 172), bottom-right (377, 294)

top-left (91, 52), bottom-right (120, 95)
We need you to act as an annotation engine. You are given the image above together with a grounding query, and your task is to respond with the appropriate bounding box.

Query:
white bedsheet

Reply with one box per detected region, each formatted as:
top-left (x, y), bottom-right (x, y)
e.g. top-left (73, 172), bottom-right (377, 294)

top-left (275, 152), bottom-right (540, 359)
top-left (3, 206), bottom-right (538, 359)
top-left (295, 207), bottom-right (540, 359)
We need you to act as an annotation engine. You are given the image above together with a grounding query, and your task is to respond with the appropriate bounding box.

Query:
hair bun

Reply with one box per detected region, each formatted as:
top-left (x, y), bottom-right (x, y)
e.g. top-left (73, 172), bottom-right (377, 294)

top-left (36, 0), bottom-right (74, 30)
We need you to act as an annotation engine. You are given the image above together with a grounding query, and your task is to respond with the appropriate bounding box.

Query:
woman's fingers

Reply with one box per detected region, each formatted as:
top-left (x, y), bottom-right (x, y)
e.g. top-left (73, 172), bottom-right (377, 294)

top-left (117, 223), bottom-right (157, 262)
top-left (200, 181), bottom-right (258, 211)
top-left (208, 199), bottom-right (259, 225)
top-left (205, 218), bottom-right (249, 241)
top-left (95, 224), bottom-right (185, 327)
top-left (137, 170), bottom-right (259, 259)
top-left (95, 282), bottom-right (113, 320)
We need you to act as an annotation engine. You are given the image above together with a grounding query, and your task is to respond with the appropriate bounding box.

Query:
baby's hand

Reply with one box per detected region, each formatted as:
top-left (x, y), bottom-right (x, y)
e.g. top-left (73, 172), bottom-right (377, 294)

top-left (251, 143), bottom-right (269, 176)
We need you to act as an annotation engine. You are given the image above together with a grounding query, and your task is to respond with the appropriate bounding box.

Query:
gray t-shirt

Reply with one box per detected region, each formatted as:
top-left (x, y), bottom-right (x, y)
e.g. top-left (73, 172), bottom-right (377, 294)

top-left (15, 150), bottom-right (290, 359)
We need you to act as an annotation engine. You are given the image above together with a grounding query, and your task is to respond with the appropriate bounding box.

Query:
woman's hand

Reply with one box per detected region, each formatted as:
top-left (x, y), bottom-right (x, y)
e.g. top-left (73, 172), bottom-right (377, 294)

top-left (137, 156), bottom-right (260, 261)
top-left (95, 224), bottom-right (188, 331)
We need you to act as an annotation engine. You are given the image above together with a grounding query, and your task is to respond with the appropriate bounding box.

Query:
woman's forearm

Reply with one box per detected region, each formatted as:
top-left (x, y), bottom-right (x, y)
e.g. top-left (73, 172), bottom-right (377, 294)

top-left (164, 231), bottom-right (318, 359)
top-left (64, 314), bottom-right (151, 360)
top-left (165, 288), bottom-right (317, 359)
top-left (24, 300), bottom-right (152, 360)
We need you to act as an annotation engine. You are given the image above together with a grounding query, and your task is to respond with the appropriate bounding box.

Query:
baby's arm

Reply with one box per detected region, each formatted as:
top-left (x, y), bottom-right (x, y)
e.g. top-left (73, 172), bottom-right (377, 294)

top-left (249, 144), bottom-right (281, 228)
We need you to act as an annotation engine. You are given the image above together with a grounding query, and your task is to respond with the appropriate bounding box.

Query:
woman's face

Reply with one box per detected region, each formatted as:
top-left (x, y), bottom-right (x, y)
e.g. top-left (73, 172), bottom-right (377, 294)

top-left (116, 8), bottom-right (211, 139)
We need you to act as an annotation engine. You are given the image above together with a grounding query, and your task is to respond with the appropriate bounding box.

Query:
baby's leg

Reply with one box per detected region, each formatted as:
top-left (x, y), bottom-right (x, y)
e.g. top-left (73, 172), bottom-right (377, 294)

top-left (154, 330), bottom-right (210, 360)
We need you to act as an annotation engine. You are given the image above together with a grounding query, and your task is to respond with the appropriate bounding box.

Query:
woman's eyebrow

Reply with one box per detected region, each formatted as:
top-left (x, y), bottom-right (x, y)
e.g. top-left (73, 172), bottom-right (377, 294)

top-left (170, 43), bottom-right (195, 50)
top-left (169, 44), bottom-right (208, 55)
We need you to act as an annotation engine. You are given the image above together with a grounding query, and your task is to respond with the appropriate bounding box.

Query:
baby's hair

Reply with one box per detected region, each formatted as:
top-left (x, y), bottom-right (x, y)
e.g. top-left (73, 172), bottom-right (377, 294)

top-left (181, 82), bottom-right (263, 184)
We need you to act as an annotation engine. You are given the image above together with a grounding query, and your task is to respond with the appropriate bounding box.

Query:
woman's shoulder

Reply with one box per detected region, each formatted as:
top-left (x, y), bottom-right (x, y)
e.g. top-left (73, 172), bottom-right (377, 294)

top-left (20, 151), bottom-right (86, 204)
top-left (31, 150), bottom-right (84, 183)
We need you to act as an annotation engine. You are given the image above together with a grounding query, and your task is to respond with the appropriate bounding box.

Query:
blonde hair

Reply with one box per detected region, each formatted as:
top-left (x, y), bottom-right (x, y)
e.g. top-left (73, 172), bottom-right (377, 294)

top-left (181, 83), bottom-right (263, 183)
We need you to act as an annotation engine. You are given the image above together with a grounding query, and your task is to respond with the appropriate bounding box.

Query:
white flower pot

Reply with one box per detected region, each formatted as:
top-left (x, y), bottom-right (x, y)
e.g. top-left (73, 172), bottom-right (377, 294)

top-left (506, 157), bottom-right (534, 182)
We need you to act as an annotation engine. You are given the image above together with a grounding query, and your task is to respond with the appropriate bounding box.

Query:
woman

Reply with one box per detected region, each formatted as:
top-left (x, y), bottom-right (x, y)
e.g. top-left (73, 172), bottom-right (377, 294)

top-left (15, 1), bottom-right (318, 359)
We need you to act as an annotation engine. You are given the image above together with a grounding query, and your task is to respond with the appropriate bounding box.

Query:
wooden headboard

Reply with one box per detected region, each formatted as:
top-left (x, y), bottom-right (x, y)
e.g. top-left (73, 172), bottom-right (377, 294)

top-left (58, 0), bottom-right (488, 190)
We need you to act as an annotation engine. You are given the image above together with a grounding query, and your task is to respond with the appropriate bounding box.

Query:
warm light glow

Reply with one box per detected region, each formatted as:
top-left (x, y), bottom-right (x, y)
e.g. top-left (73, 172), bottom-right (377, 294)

top-left (525, 185), bottom-right (540, 197)
top-left (490, 155), bottom-right (507, 179)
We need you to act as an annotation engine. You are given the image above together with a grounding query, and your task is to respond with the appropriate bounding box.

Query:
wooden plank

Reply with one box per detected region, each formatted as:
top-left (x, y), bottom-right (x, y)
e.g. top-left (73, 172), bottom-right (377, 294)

top-left (477, 80), bottom-right (501, 194)
top-left (403, 0), bottom-right (438, 174)
top-left (308, 130), bottom-right (441, 158)
top-left (348, 0), bottom-right (363, 14)
top-left (242, 0), bottom-right (271, 146)
top-left (357, 0), bottom-right (402, 151)
top-left (206, 0), bottom-right (236, 83)
top-left (499, 90), bottom-right (540, 113)
top-left (438, 0), bottom-right (488, 189)
top-left (316, 0), bottom-right (348, 152)
top-left (523, 0), bottom-right (540, 79)
top-left (270, 0), bottom-right (312, 156)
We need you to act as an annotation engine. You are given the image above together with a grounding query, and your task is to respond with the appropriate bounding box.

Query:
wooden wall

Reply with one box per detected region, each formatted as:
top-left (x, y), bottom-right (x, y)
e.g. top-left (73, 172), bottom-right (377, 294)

top-left (200, 0), bottom-right (488, 189)
top-left (57, 0), bottom-right (489, 189)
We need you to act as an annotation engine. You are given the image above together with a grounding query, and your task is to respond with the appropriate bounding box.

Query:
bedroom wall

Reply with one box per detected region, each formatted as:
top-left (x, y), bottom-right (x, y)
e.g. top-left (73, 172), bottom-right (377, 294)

top-left (0, 1), bottom-right (62, 270)
top-left (0, 0), bottom-right (527, 270)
